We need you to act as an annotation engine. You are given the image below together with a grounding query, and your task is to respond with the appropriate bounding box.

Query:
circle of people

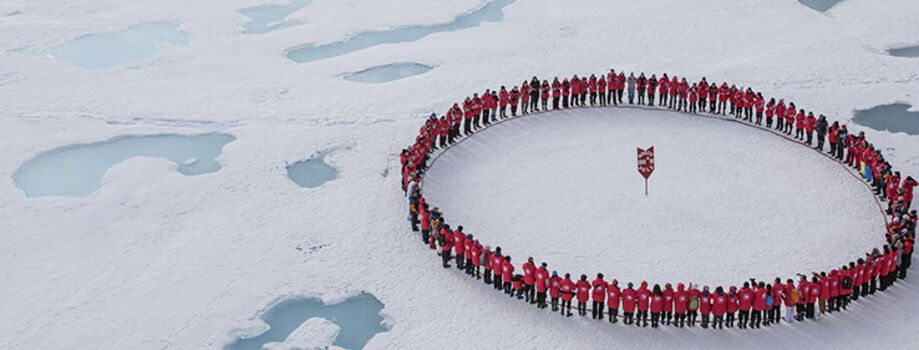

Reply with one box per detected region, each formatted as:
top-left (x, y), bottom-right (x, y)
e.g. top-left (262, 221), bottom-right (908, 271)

top-left (400, 69), bottom-right (918, 329)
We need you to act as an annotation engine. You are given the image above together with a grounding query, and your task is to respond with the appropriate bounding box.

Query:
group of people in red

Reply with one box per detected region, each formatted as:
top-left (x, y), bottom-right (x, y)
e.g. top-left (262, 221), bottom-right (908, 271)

top-left (400, 68), bottom-right (918, 329)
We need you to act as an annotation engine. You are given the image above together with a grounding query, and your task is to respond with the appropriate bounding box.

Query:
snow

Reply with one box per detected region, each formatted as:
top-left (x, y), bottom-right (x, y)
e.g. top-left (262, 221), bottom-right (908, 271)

top-left (1, 0), bottom-right (919, 349)
top-left (423, 107), bottom-right (886, 287)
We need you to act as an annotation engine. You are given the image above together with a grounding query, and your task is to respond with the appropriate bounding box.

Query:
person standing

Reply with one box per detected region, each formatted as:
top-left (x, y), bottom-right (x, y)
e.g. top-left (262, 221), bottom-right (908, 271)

top-left (673, 283), bottom-right (688, 328)
top-left (530, 77), bottom-right (540, 112)
top-left (711, 287), bottom-right (727, 329)
top-left (662, 283), bottom-right (674, 326)
top-left (491, 247), bottom-right (503, 289)
top-left (783, 279), bottom-right (797, 323)
top-left (576, 275), bottom-right (591, 316)
top-left (699, 286), bottom-right (712, 329)
top-left (502, 256), bottom-right (514, 295)
top-left (621, 282), bottom-right (637, 325)
top-left (522, 258), bottom-right (536, 303)
top-left (607, 279), bottom-right (621, 323)
top-left (627, 73), bottom-right (637, 105)
top-left (549, 271), bottom-right (561, 311)
top-left (560, 273), bottom-right (575, 316)
top-left (637, 281), bottom-right (651, 327)
top-left (551, 78), bottom-right (561, 110)
top-left (726, 287), bottom-right (738, 328)
top-left (439, 225), bottom-right (452, 268)
top-left (452, 227), bottom-right (466, 270)
top-left (591, 273), bottom-right (608, 320)
top-left (650, 284), bottom-right (664, 328)
top-left (816, 115), bottom-right (828, 151)
top-left (536, 263), bottom-right (550, 308)
top-left (737, 282), bottom-right (753, 329)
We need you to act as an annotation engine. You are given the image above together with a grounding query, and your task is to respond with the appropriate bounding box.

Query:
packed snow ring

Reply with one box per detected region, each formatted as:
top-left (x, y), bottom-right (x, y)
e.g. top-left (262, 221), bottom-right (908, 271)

top-left (418, 104), bottom-right (889, 286)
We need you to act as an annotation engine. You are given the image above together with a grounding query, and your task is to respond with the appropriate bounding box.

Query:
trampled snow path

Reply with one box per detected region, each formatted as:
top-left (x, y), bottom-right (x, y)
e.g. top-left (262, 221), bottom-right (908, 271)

top-left (423, 107), bottom-right (886, 287)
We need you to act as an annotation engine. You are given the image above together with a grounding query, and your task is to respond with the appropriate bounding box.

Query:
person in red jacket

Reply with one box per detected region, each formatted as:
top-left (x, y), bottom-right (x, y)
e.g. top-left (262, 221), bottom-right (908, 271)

top-left (805, 112), bottom-right (817, 145)
top-left (551, 78), bottom-right (561, 110)
top-left (607, 279), bottom-right (621, 323)
top-left (508, 87), bottom-right (520, 117)
top-left (501, 256), bottom-right (514, 295)
top-left (770, 278), bottom-right (784, 324)
top-left (621, 282), bottom-right (637, 325)
top-left (737, 282), bottom-right (753, 329)
top-left (650, 284), bottom-right (664, 328)
top-left (795, 275), bottom-right (808, 321)
top-left (751, 281), bottom-right (768, 329)
top-left (699, 285), bottom-right (712, 329)
top-left (662, 283), bottom-right (674, 326)
top-left (452, 227), bottom-right (466, 270)
top-left (522, 257), bottom-right (536, 304)
top-left (535, 263), bottom-right (549, 308)
top-left (540, 80), bottom-right (550, 111)
top-left (490, 247), bottom-right (503, 290)
top-left (559, 273), bottom-right (574, 316)
top-left (636, 281), bottom-right (651, 327)
top-left (591, 273), bottom-right (608, 320)
top-left (673, 283), bottom-right (688, 328)
top-left (511, 274), bottom-right (524, 299)
top-left (439, 225), bottom-right (453, 268)
top-left (687, 284), bottom-right (701, 327)
top-left (576, 275), bottom-right (591, 316)
top-left (725, 286), bottom-right (738, 328)
top-left (711, 286), bottom-right (727, 329)
top-left (807, 276), bottom-right (820, 319)
top-left (549, 271), bottom-right (561, 311)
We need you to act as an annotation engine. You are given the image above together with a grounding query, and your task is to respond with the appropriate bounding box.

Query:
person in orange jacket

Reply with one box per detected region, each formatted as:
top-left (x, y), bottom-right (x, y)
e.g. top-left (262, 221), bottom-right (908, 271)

top-left (591, 273), bottom-right (608, 320)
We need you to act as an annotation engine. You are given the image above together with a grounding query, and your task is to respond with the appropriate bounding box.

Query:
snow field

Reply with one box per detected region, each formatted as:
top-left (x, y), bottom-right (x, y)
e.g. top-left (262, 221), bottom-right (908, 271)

top-left (423, 106), bottom-right (886, 288)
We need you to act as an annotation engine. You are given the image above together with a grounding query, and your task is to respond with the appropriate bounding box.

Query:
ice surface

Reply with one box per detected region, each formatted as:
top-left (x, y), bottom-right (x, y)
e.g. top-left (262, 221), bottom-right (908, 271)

top-left (799, 0), bottom-right (843, 12)
top-left (2, 0), bottom-right (919, 349)
top-left (13, 133), bottom-right (235, 197)
top-left (286, 149), bottom-right (339, 188)
top-left (853, 103), bottom-right (919, 135)
top-left (48, 22), bottom-right (188, 69)
top-left (239, 0), bottom-right (314, 34)
top-left (225, 293), bottom-right (387, 350)
top-left (887, 45), bottom-right (919, 57)
top-left (285, 0), bottom-right (516, 63)
top-left (423, 107), bottom-right (885, 286)
top-left (341, 63), bottom-right (433, 83)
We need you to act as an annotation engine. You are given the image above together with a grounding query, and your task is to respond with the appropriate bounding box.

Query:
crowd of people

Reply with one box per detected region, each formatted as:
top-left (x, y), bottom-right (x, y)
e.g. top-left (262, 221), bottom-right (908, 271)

top-left (399, 69), bottom-right (918, 329)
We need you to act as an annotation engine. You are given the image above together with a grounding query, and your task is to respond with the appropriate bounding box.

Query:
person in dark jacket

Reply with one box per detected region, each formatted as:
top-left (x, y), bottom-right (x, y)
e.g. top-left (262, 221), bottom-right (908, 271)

top-left (815, 115), bottom-right (828, 151)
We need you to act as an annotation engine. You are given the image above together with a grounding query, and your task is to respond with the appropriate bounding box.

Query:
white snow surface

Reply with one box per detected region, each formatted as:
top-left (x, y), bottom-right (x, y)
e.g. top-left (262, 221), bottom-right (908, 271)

top-left (423, 107), bottom-right (885, 287)
top-left (1, 0), bottom-right (919, 349)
